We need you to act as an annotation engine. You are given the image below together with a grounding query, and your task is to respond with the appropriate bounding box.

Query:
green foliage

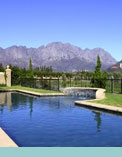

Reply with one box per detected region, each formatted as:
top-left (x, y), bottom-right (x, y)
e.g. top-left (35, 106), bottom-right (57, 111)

top-left (34, 68), bottom-right (64, 78)
top-left (9, 57), bottom-right (122, 89)
top-left (0, 63), bottom-right (4, 72)
top-left (27, 59), bottom-right (34, 78)
top-left (77, 71), bottom-right (94, 79)
top-left (112, 72), bottom-right (122, 79)
top-left (11, 66), bottom-right (21, 85)
top-left (95, 56), bottom-right (101, 74)
top-left (62, 74), bottom-right (67, 87)
top-left (29, 59), bottom-right (32, 71)
top-left (0, 84), bottom-right (6, 87)
top-left (10, 65), bottom-right (28, 85)
top-left (91, 56), bottom-right (107, 88)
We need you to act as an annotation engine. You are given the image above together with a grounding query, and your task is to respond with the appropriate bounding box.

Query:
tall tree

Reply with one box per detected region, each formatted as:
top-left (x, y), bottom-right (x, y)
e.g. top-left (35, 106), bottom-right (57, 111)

top-left (28, 59), bottom-right (34, 78)
top-left (94, 56), bottom-right (101, 77)
top-left (92, 56), bottom-right (107, 88)
top-left (29, 59), bottom-right (32, 72)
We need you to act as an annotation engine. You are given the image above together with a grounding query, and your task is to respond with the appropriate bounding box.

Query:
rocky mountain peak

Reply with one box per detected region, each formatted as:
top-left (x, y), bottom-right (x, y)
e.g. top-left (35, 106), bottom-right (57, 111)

top-left (0, 42), bottom-right (117, 72)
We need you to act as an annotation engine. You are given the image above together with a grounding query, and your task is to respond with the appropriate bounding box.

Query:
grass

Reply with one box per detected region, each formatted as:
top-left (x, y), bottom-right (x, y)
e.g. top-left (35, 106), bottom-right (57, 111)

top-left (0, 85), bottom-right (62, 94)
top-left (1, 85), bottom-right (122, 107)
top-left (92, 93), bottom-right (122, 107)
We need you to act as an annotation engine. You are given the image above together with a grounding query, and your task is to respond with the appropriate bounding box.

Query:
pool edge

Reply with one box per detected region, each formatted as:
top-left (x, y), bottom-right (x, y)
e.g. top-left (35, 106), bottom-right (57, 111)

top-left (0, 128), bottom-right (18, 147)
top-left (75, 99), bottom-right (122, 114)
top-left (0, 89), bottom-right (64, 97)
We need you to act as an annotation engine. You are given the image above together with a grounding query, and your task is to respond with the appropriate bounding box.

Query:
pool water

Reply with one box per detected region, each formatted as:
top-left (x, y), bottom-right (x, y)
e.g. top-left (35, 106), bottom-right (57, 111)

top-left (0, 92), bottom-right (122, 147)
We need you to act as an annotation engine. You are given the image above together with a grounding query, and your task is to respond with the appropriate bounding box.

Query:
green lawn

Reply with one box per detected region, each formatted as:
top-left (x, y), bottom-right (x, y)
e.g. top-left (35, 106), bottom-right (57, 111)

top-left (92, 93), bottom-right (122, 107)
top-left (0, 85), bottom-right (62, 94)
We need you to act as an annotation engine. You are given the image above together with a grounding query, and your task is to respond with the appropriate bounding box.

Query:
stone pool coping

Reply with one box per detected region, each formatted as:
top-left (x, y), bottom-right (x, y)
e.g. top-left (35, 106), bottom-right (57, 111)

top-left (75, 99), bottom-right (122, 114)
top-left (63, 87), bottom-right (106, 99)
top-left (0, 89), bottom-right (64, 97)
top-left (0, 128), bottom-right (18, 147)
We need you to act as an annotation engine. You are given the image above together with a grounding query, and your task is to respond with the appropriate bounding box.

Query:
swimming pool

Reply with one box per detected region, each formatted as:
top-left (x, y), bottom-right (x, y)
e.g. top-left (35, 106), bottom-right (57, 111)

top-left (0, 92), bottom-right (122, 147)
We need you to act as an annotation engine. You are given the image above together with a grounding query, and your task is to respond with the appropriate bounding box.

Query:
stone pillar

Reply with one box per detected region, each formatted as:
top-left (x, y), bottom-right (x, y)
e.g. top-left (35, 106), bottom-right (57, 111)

top-left (5, 65), bottom-right (11, 87)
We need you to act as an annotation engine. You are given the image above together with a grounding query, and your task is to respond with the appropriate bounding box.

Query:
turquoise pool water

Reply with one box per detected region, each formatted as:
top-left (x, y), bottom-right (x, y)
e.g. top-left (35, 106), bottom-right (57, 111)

top-left (0, 92), bottom-right (122, 147)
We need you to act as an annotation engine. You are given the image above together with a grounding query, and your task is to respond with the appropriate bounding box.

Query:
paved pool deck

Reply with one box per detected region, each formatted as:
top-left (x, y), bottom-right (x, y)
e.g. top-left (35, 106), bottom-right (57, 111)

top-left (0, 128), bottom-right (18, 147)
top-left (75, 99), bottom-right (122, 114)
top-left (0, 89), bottom-right (64, 97)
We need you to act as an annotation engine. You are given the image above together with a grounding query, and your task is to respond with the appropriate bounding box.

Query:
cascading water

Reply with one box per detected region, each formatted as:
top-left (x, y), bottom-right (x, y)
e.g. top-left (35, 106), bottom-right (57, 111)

top-left (63, 88), bottom-right (96, 99)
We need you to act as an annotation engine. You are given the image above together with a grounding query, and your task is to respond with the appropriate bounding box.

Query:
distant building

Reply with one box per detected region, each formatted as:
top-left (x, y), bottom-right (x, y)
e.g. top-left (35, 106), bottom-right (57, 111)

top-left (111, 66), bottom-right (119, 69)
top-left (82, 69), bottom-right (89, 72)
top-left (111, 63), bottom-right (122, 70)
top-left (72, 69), bottom-right (78, 74)
top-left (107, 61), bottom-right (122, 72)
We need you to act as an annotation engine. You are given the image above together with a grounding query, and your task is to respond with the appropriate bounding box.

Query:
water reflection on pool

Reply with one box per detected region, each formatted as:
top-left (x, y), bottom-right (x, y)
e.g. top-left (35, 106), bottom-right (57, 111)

top-left (0, 92), bottom-right (122, 147)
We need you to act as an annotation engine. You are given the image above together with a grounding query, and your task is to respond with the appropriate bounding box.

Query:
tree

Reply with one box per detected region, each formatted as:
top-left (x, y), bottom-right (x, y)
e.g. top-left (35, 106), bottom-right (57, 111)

top-left (91, 56), bottom-right (107, 88)
top-left (0, 63), bottom-right (4, 72)
top-left (95, 56), bottom-right (101, 76)
top-left (62, 74), bottom-right (67, 87)
top-left (11, 66), bottom-right (21, 85)
top-left (29, 59), bottom-right (32, 72)
top-left (27, 59), bottom-right (34, 78)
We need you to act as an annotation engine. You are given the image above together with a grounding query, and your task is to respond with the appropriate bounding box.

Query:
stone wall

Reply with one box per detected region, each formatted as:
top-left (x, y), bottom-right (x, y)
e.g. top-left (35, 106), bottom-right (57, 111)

top-left (63, 87), bottom-right (106, 99)
top-left (0, 66), bottom-right (11, 87)
top-left (0, 72), bottom-right (6, 85)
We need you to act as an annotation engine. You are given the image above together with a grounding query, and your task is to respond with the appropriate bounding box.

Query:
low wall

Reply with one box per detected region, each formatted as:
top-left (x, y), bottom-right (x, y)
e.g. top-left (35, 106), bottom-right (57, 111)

top-left (0, 72), bottom-right (6, 85)
top-left (63, 87), bottom-right (106, 99)
top-left (0, 66), bottom-right (11, 87)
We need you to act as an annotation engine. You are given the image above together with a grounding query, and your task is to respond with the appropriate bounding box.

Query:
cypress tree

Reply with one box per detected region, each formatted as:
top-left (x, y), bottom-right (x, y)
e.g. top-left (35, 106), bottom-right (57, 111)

top-left (29, 59), bottom-right (32, 72)
top-left (92, 56), bottom-right (107, 88)
top-left (94, 56), bottom-right (102, 79)
top-left (28, 59), bottom-right (34, 78)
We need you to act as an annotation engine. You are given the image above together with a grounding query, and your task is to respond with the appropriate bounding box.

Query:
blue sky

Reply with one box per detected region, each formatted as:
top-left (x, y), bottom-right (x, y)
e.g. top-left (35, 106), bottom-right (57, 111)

top-left (0, 0), bottom-right (122, 61)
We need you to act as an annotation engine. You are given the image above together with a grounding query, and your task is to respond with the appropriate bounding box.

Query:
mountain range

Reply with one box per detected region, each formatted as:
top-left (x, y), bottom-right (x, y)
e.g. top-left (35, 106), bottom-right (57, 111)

top-left (0, 42), bottom-right (117, 72)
